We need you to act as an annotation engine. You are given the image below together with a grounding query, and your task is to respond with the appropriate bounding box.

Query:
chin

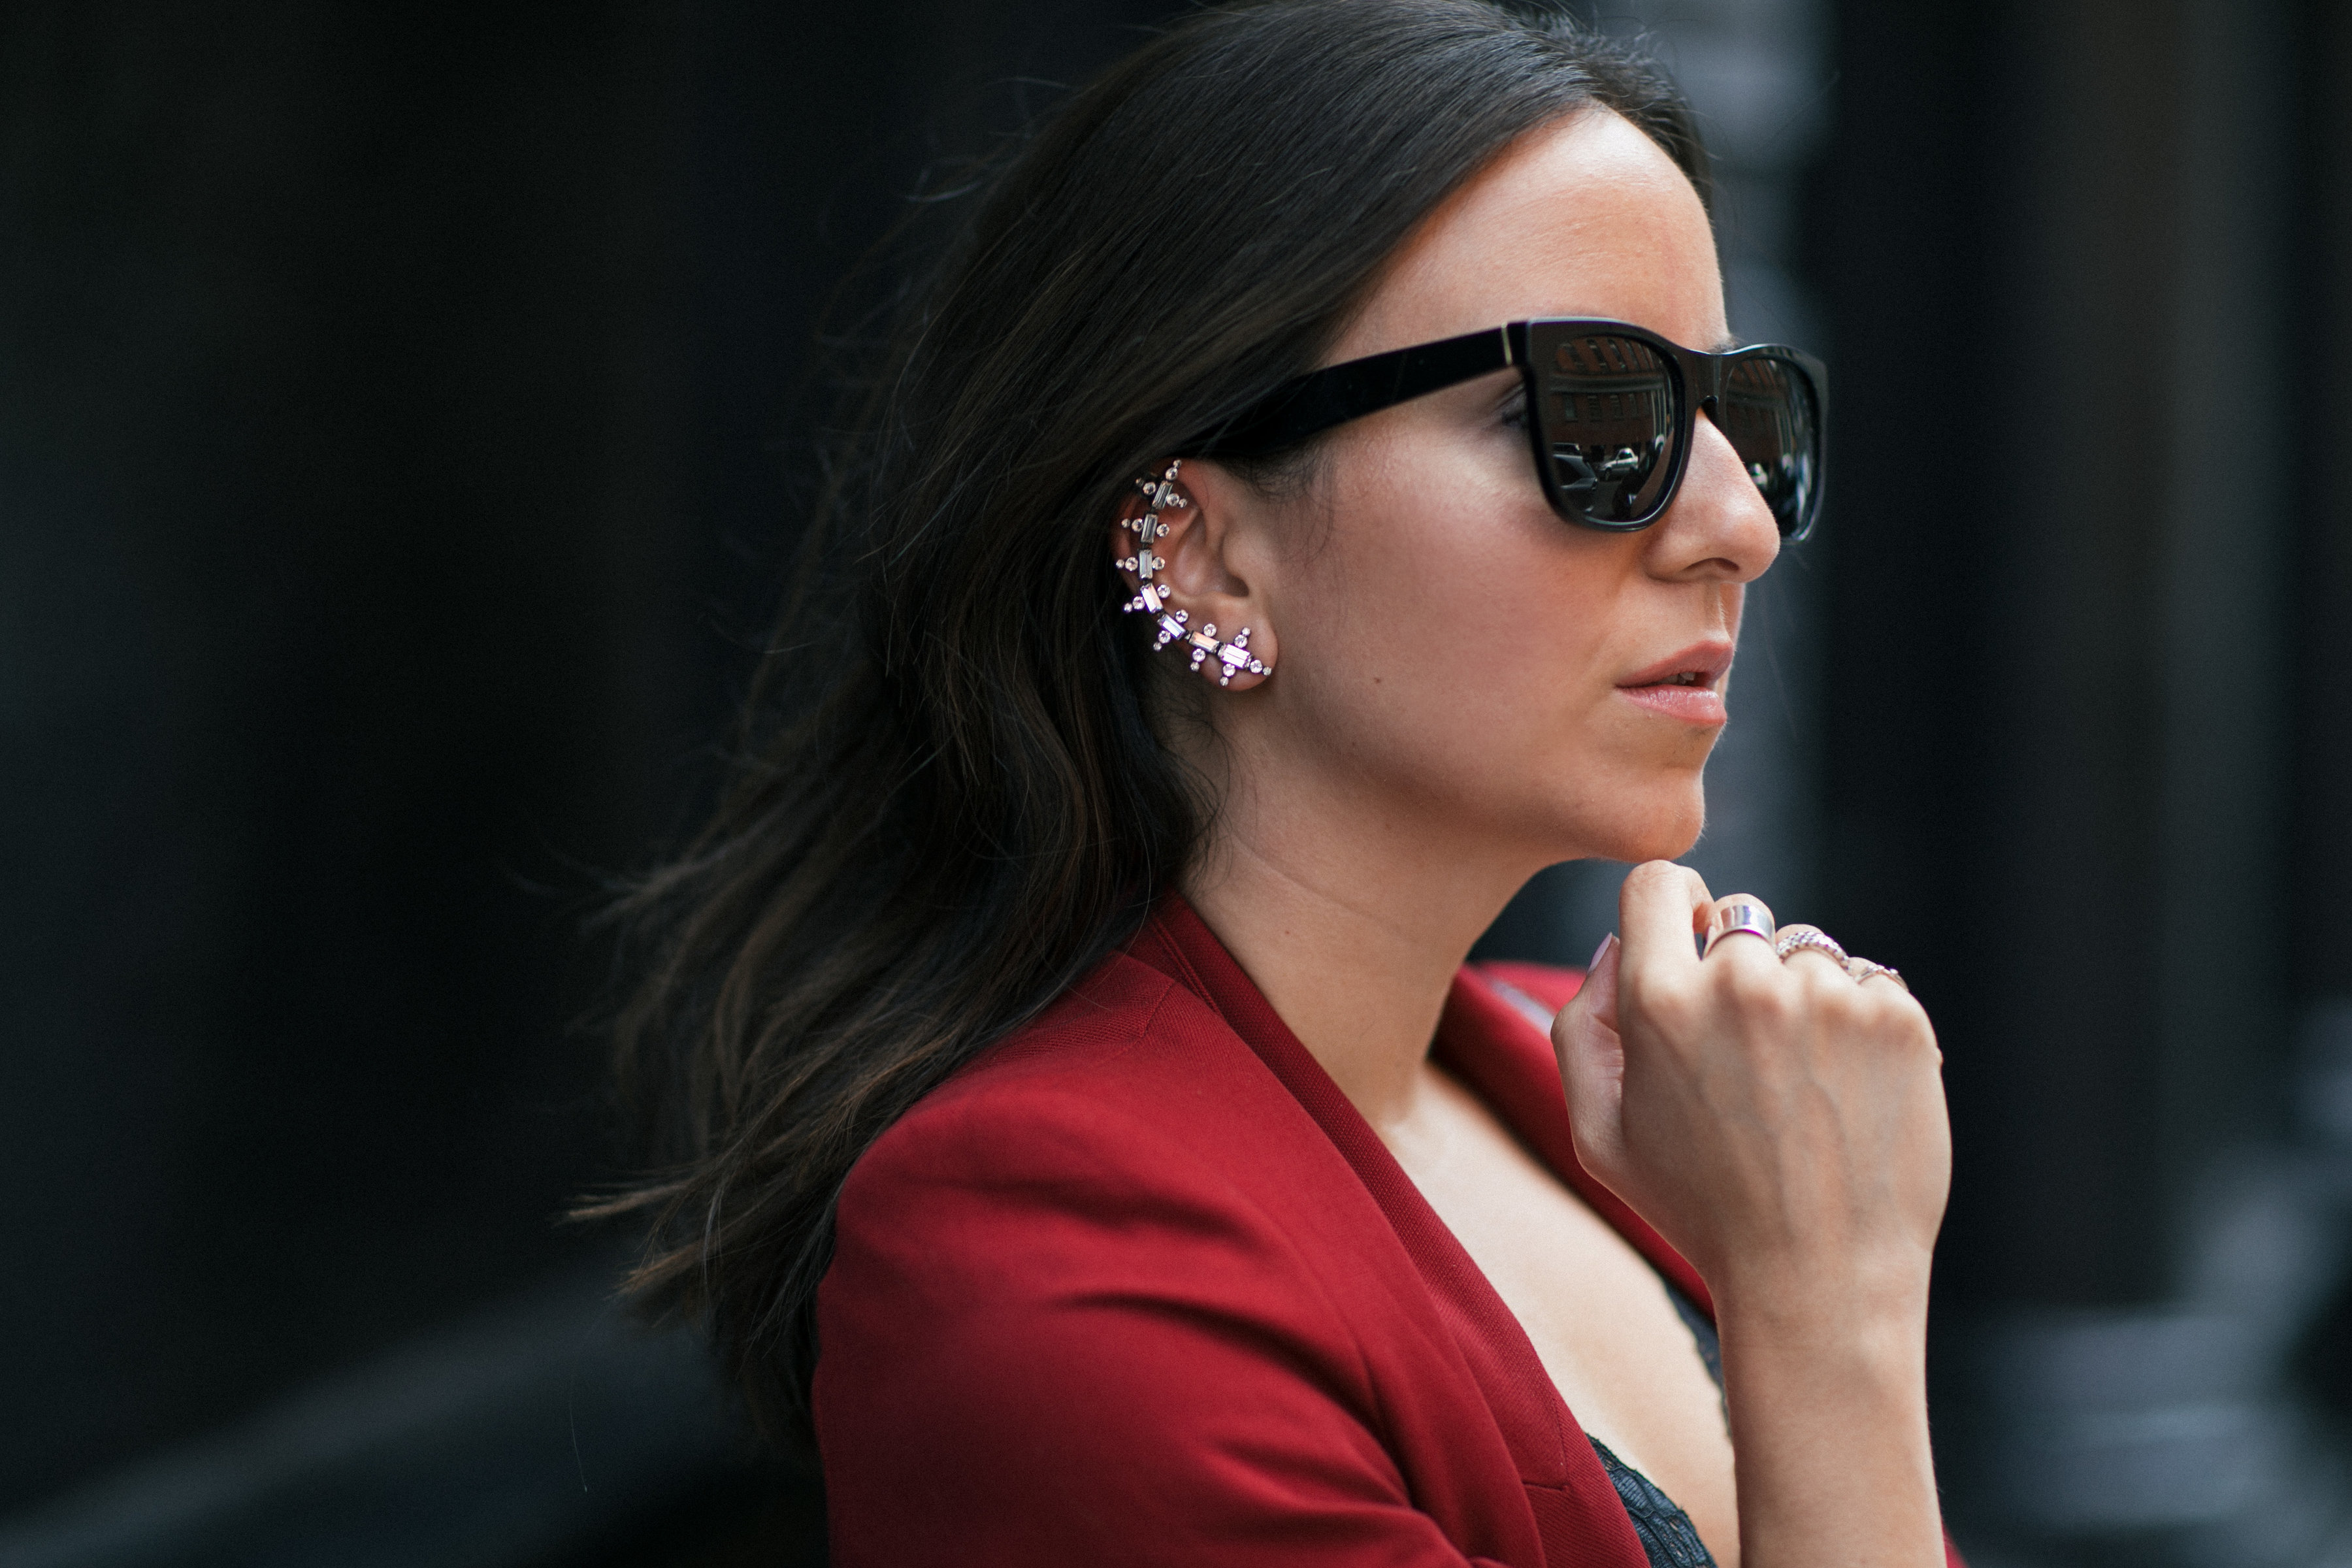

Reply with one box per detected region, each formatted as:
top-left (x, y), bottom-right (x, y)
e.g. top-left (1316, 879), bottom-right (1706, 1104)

top-left (1554, 776), bottom-right (1707, 866)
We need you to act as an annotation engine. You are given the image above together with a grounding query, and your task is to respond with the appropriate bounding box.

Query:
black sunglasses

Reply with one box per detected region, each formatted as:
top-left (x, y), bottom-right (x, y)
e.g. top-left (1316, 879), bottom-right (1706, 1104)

top-left (1177, 319), bottom-right (1827, 542)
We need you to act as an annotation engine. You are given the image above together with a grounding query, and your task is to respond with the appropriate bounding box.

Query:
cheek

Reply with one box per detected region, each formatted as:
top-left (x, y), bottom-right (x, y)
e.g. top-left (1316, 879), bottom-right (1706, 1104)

top-left (1273, 444), bottom-right (1631, 787)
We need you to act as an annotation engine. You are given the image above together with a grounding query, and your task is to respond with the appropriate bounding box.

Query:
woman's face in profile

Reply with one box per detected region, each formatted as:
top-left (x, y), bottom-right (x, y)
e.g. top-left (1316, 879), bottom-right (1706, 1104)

top-left (1200, 106), bottom-right (1781, 871)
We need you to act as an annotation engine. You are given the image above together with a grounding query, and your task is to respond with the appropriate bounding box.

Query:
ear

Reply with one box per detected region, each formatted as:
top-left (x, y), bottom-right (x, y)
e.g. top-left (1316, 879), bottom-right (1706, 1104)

top-left (1109, 459), bottom-right (1277, 691)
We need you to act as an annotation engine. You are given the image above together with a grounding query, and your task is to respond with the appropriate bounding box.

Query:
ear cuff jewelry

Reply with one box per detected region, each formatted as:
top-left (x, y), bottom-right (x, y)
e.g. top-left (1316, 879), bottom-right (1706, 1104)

top-left (1118, 460), bottom-right (1271, 688)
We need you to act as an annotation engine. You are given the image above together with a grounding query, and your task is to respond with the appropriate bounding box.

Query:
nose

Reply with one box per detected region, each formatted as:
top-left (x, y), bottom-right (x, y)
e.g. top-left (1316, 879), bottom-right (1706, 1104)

top-left (1642, 401), bottom-right (1781, 583)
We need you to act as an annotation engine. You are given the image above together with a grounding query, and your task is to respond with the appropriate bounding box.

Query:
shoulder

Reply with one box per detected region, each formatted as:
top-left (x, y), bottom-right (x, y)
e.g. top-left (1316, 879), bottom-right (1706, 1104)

top-left (845, 949), bottom-right (1298, 1201)
top-left (815, 954), bottom-right (1412, 1517)
top-left (829, 948), bottom-right (1390, 1301)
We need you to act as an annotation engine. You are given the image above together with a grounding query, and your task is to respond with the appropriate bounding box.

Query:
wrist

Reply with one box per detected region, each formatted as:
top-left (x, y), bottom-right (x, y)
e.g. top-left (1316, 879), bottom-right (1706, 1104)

top-left (1707, 1237), bottom-right (1933, 1335)
top-left (1709, 1258), bottom-right (1931, 1399)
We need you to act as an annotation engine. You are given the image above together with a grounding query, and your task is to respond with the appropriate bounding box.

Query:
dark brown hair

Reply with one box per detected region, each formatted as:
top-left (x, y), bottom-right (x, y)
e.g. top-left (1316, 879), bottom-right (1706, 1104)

top-left (595, 0), bottom-right (1704, 1450)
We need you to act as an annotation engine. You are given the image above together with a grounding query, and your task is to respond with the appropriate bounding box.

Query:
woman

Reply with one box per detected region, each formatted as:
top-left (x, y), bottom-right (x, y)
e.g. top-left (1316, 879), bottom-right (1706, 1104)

top-left (600, 3), bottom-right (1953, 1565)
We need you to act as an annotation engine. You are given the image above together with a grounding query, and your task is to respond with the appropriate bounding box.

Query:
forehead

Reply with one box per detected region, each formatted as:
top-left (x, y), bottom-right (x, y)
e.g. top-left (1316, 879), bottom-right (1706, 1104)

top-left (1330, 108), bottom-right (1727, 362)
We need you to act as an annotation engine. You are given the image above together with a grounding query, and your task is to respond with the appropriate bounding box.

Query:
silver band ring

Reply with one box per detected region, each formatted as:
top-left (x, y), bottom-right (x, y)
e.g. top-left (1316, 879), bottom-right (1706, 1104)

top-left (1846, 957), bottom-right (1909, 991)
top-left (1704, 901), bottom-right (1776, 956)
top-left (1774, 928), bottom-right (1850, 966)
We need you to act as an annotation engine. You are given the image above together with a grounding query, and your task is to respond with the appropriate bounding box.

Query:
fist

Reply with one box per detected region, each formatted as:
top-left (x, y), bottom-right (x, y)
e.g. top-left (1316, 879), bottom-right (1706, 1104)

top-left (1550, 861), bottom-right (1950, 1311)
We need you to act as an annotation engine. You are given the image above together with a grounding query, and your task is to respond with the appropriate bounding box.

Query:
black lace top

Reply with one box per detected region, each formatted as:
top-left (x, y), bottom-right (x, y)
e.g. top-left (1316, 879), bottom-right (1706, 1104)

top-left (1591, 1284), bottom-right (1724, 1568)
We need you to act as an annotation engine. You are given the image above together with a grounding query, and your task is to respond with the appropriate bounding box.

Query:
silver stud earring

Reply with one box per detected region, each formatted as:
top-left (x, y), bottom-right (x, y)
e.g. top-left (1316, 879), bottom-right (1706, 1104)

top-left (1119, 459), bottom-right (1271, 687)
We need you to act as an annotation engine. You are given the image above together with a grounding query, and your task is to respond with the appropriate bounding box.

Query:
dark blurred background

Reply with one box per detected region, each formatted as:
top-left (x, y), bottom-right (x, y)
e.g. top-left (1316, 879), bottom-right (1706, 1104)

top-left (3, 1), bottom-right (2347, 1564)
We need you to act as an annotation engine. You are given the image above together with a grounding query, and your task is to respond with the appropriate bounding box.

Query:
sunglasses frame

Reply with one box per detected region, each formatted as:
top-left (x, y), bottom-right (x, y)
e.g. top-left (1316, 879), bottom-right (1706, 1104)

top-left (1177, 318), bottom-right (1828, 542)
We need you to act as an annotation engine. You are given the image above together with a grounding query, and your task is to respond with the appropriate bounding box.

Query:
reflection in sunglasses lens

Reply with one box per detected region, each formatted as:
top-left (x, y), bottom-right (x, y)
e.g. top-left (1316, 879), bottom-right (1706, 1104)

top-left (1722, 355), bottom-right (1817, 538)
top-left (1543, 335), bottom-right (1673, 523)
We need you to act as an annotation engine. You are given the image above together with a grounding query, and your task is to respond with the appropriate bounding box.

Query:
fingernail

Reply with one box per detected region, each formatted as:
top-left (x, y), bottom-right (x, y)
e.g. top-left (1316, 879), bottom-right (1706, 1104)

top-left (1588, 932), bottom-right (1615, 970)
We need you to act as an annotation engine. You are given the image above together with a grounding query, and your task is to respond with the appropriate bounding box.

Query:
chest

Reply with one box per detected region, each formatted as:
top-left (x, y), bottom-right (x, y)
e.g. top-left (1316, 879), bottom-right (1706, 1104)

top-left (1379, 1066), bottom-right (1740, 1568)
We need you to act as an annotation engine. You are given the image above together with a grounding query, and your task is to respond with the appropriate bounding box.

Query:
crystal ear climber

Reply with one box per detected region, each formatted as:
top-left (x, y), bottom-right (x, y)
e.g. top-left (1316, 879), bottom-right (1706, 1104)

top-left (1118, 460), bottom-right (1271, 688)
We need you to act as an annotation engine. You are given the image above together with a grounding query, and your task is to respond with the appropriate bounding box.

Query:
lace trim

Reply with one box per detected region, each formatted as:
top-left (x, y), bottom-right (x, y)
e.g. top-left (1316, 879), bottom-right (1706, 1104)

top-left (1588, 1437), bottom-right (1720, 1568)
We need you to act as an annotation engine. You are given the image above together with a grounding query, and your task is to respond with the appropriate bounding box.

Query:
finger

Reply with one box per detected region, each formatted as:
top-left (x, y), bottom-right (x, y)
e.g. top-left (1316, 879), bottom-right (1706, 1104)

top-left (1552, 934), bottom-right (1625, 1158)
top-left (1617, 860), bottom-right (1715, 976)
top-left (1560, 932), bottom-right (1620, 1034)
top-left (1774, 921), bottom-right (1851, 977)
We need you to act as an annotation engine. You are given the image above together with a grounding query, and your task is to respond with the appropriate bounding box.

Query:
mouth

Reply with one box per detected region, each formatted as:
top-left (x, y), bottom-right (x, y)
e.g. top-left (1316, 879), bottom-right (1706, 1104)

top-left (1614, 642), bottom-right (1733, 725)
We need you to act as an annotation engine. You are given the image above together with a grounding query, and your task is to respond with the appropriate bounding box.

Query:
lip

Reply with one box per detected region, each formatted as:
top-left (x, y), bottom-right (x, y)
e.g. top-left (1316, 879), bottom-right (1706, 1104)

top-left (1614, 640), bottom-right (1734, 725)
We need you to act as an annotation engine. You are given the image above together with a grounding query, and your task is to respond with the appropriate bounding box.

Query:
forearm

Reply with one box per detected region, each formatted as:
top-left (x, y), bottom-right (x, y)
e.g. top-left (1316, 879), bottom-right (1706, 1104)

top-left (1716, 1271), bottom-right (1942, 1568)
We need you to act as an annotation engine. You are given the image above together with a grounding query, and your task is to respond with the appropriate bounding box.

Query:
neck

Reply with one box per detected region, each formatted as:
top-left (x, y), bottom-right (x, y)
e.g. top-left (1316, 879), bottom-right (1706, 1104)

top-left (1179, 747), bottom-right (1538, 1132)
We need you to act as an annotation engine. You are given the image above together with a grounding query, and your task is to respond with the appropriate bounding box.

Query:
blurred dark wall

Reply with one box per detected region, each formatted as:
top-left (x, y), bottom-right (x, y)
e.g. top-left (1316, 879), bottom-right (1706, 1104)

top-left (1811, 0), bottom-right (2352, 1551)
top-left (1811, 0), bottom-right (2337, 1303)
top-left (0, 1), bottom-right (679, 1509)
top-left (0, 0), bottom-right (1160, 1518)
top-left (2299, 0), bottom-right (2352, 1004)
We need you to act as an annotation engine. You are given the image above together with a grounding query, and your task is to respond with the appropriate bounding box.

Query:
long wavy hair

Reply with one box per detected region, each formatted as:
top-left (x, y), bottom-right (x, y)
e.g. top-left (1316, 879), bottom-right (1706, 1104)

top-left (593, 0), bottom-right (1705, 1451)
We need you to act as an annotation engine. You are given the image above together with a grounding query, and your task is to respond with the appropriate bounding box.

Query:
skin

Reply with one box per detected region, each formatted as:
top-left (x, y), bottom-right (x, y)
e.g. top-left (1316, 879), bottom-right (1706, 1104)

top-left (1112, 108), bottom-right (1950, 1568)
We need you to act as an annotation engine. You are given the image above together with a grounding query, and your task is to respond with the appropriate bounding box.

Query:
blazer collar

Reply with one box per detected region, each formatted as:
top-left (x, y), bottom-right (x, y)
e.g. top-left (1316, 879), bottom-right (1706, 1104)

top-left (1129, 893), bottom-right (1708, 1315)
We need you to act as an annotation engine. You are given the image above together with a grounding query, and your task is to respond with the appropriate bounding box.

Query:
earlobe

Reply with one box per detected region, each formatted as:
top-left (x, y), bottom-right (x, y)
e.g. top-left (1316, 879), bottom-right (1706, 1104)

top-left (1113, 459), bottom-right (1277, 690)
top-left (1152, 614), bottom-right (1267, 687)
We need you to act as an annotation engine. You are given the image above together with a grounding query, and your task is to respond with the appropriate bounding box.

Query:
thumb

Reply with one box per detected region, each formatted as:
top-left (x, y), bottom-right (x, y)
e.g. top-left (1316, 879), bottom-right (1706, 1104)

top-left (1552, 934), bottom-right (1625, 1166)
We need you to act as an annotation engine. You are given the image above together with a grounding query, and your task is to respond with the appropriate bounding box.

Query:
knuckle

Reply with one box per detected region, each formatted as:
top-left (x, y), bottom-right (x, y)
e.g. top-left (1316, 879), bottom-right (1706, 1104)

top-left (1631, 975), bottom-right (1697, 1034)
top-left (1852, 978), bottom-right (1910, 1022)
top-left (1842, 987), bottom-right (1893, 1032)
top-left (1723, 961), bottom-right (1789, 1020)
top-left (1854, 990), bottom-right (1936, 1056)
top-left (1803, 960), bottom-right (1859, 1005)
top-left (1620, 965), bottom-right (1667, 1009)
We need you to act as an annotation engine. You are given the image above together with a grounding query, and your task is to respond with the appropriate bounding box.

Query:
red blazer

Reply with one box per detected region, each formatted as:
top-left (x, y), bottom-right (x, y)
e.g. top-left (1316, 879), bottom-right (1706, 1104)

top-left (816, 898), bottom-right (1957, 1566)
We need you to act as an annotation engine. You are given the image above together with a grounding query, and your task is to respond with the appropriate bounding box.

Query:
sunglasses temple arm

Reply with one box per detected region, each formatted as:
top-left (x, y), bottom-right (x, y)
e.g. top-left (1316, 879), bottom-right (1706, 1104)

top-left (1179, 326), bottom-right (1513, 459)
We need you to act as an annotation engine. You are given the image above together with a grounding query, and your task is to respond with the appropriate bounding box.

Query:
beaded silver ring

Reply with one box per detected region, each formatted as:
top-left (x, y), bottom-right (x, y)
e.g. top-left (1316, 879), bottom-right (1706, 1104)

top-left (1774, 928), bottom-right (1852, 966)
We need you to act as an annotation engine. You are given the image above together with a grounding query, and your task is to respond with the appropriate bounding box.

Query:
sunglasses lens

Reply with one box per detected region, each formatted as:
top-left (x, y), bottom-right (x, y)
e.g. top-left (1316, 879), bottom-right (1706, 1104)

top-left (1720, 354), bottom-right (1820, 538)
top-left (1537, 333), bottom-right (1677, 525)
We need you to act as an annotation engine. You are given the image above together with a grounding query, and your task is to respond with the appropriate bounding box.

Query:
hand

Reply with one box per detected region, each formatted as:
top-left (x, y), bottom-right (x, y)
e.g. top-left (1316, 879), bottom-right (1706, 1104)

top-left (1554, 863), bottom-right (1953, 1564)
top-left (1550, 861), bottom-right (1949, 1316)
